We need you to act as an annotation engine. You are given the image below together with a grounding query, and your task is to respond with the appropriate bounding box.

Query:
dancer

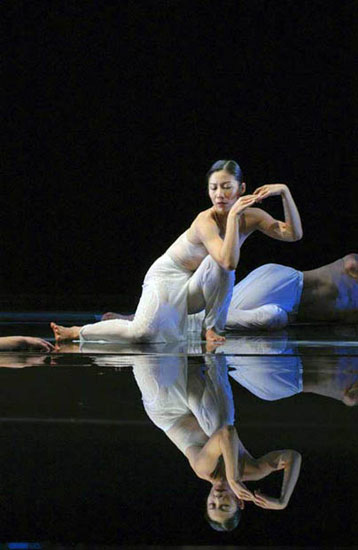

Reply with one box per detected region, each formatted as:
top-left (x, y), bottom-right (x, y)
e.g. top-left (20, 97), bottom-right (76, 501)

top-left (223, 253), bottom-right (358, 330)
top-left (51, 160), bottom-right (302, 343)
top-left (132, 354), bottom-right (302, 531)
top-left (102, 254), bottom-right (358, 332)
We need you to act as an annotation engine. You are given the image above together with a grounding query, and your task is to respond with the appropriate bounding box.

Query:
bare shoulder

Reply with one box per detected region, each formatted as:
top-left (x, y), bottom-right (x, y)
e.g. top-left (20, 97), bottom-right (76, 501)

top-left (193, 208), bottom-right (215, 225)
top-left (189, 208), bottom-right (217, 239)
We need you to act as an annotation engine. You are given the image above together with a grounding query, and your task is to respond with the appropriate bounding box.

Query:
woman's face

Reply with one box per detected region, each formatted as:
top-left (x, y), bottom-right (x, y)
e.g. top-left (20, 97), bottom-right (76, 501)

top-left (206, 482), bottom-right (241, 523)
top-left (208, 170), bottom-right (242, 214)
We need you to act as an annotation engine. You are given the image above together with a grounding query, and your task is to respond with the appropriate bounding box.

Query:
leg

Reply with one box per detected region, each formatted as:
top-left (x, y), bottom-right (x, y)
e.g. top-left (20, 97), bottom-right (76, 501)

top-left (187, 256), bottom-right (235, 341)
top-left (224, 264), bottom-right (302, 330)
top-left (52, 253), bottom-right (195, 343)
top-left (101, 312), bottom-right (135, 321)
top-left (79, 285), bottom-right (165, 342)
top-left (226, 304), bottom-right (289, 330)
top-left (51, 286), bottom-right (165, 343)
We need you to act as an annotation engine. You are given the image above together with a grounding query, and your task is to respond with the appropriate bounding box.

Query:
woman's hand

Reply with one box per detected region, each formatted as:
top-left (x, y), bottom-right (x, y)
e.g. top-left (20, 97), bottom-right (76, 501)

top-left (0, 336), bottom-right (54, 352)
top-left (228, 478), bottom-right (255, 501)
top-left (229, 195), bottom-right (258, 217)
top-left (253, 489), bottom-right (286, 510)
top-left (22, 337), bottom-right (55, 352)
top-left (253, 184), bottom-right (288, 202)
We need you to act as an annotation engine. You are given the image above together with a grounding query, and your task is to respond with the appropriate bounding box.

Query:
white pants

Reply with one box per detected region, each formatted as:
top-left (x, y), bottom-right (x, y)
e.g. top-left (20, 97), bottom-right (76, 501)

top-left (80, 253), bottom-right (234, 342)
top-left (188, 263), bottom-right (304, 331)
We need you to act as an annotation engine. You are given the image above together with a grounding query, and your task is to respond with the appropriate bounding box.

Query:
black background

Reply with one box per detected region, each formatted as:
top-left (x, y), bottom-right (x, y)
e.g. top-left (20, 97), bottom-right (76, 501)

top-left (3, 0), bottom-right (357, 306)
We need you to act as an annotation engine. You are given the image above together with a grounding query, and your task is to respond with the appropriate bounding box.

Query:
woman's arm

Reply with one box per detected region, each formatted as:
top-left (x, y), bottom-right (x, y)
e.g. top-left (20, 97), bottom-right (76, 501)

top-left (196, 195), bottom-right (258, 271)
top-left (251, 184), bottom-right (303, 242)
top-left (188, 424), bottom-right (254, 500)
top-left (252, 449), bottom-right (302, 510)
top-left (0, 336), bottom-right (54, 352)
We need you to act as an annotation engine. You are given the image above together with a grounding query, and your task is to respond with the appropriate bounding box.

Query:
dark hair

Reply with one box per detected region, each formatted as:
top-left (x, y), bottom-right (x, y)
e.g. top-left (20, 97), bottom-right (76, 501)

top-left (204, 508), bottom-right (241, 532)
top-left (205, 455), bottom-right (241, 531)
top-left (206, 160), bottom-right (243, 185)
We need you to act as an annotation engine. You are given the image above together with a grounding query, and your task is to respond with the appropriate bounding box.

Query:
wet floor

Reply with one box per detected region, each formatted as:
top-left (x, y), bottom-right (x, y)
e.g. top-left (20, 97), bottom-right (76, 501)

top-left (0, 318), bottom-right (357, 549)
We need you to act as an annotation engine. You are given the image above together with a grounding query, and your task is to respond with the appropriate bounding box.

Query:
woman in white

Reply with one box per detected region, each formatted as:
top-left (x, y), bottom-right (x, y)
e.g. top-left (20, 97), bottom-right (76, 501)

top-left (100, 254), bottom-right (358, 332)
top-left (131, 353), bottom-right (302, 532)
top-left (51, 160), bottom-right (302, 343)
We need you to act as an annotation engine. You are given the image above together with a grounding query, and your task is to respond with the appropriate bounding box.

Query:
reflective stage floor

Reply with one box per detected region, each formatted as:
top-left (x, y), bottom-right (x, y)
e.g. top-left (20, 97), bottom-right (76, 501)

top-left (0, 317), bottom-right (357, 549)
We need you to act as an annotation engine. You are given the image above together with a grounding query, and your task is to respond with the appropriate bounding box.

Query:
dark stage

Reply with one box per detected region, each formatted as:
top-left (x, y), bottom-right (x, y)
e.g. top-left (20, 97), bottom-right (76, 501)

top-left (3, 0), bottom-right (358, 548)
top-left (0, 321), bottom-right (357, 547)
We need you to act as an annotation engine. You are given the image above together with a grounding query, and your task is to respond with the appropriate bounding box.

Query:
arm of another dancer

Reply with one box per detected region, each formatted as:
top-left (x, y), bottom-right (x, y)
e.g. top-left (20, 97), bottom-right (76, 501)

top-left (186, 424), bottom-right (254, 501)
top-left (0, 336), bottom-right (54, 352)
top-left (195, 195), bottom-right (258, 271)
top-left (246, 449), bottom-right (302, 510)
top-left (251, 184), bottom-right (303, 242)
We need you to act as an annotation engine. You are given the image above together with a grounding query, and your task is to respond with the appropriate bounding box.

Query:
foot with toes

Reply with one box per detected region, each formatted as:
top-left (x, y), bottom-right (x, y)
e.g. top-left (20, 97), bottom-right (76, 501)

top-left (50, 322), bottom-right (81, 342)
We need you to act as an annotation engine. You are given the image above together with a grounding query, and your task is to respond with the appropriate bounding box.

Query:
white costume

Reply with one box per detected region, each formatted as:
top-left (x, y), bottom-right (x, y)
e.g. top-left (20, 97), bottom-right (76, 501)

top-left (80, 231), bottom-right (234, 343)
top-left (188, 263), bottom-right (304, 331)
top-left (211, 337), bottom-right (303, 401)
top-left (132, 355), bottom-right (235, 455)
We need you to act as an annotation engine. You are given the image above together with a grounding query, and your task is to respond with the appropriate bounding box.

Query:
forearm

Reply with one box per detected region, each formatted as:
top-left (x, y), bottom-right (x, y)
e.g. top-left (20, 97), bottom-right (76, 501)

top-left (219, 425), bottom-right (240, 481)
top-left (219, 213), bottom-right (240, 270)
top-left (281, 187), bottom-right (303, 241)
top-left (279, 450), bottom-right (302, 507)
top-left (0, 336), bottom-right (25, 351)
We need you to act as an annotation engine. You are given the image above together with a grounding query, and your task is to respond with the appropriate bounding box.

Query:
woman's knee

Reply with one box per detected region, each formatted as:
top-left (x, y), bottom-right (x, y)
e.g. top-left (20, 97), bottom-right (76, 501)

top-left (203, 256), bottom-right (235, 283)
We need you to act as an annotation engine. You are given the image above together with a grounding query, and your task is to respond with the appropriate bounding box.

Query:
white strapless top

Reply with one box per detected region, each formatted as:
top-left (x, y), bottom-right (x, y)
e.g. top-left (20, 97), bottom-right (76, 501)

top-left (166, 230), bottom-right (208, 270)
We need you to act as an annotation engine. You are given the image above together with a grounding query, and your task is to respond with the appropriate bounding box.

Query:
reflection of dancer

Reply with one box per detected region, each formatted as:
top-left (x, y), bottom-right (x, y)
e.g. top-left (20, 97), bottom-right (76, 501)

top-left (133, 355), bottom-right (301, 531)
top-left (187, 254), bottom-right (358, 331)
top-left (52, 159), bottom-right (301, 343)
top-left (218, 338), bottom-right (358, 406)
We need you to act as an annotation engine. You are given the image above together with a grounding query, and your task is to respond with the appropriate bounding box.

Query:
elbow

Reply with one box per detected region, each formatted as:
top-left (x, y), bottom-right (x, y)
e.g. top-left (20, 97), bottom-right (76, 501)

top-left (287, 231), bottom-right (303, 242)
top-left (220, 424), bottom-right (236, 439)
top-left (286, 449), bottom-right (302, 464)
top-left (220, 260), bottom-right (237, 271)
top-left (294, 450), bottom-right (302, 464)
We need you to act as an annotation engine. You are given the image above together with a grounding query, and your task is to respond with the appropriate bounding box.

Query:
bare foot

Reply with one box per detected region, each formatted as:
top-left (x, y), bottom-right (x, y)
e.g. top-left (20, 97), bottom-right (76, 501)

top-left (101, 312), bottom-right (135, 321)
top-left (54, 342), bottom-right (81, 353)
top-left (344, 254), bottom-right (358, 281)
top-left (205, 340), bottom-right (224, 353)
top-left (205, 328), bottom-right (226, 342)
top-left (50, 322), bottom-right (81, 342)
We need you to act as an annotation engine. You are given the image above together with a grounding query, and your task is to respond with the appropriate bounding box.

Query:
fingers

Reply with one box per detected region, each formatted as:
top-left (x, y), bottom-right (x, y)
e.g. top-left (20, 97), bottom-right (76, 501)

top-left (253, 490), bottom-right (270, 507)
top-left (235, 485), bottom-right (255, 501)
top-left (253, 188), bottom-right (270, 201)
top-left (28, 338), bottom-right (55, 352)
top-left (233, 195), bottom-right (259, 212)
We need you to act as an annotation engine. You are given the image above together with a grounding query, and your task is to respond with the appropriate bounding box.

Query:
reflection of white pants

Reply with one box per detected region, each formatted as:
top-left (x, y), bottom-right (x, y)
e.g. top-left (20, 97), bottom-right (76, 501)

top-left (132, 355), bottom-right (235, 454)
top-left (188, 263), bottom-right (304, 331)
top-left (80, 254), bottom-right (234, 342)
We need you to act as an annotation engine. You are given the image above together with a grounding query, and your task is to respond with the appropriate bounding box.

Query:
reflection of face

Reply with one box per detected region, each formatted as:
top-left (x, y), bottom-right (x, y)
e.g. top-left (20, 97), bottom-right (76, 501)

top-left (206, 482), bottom-right (240, 523)
top-left (208, 170), bottom-right (241, 214)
